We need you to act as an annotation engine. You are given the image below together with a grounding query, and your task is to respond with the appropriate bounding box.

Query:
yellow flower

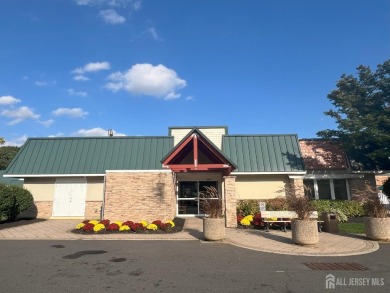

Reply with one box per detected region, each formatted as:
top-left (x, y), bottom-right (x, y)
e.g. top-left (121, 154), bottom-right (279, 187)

top-left (93, 223), bottom-right (106, 232)
top-left (89, 220), bottom-right (99, 225)
top-left (76, 223), bottom-right (85, 229)
top-left (140, 220), bottom-right (148, 227)
top-left (166, 220), bottom-right (175, 228)
top-left (119, 225), bottom-right (130, 231)
top-left (114, 221), bottom-right (123, 227)
top-left (240, 218), bottom-right (251, 226)
top-left (244, 215), bottom-right (253, 222)
top-left (146, 224), bottom-right (158, 230)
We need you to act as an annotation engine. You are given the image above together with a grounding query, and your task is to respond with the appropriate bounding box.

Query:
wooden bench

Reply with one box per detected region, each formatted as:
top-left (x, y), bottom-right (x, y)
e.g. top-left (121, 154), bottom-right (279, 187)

top-left (261, 211), bottom-right (323, 232)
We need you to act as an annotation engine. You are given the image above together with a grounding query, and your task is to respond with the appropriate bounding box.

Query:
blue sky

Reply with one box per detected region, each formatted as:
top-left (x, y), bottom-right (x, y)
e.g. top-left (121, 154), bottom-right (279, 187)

top-left (1, 0), bottom-right (389, 146)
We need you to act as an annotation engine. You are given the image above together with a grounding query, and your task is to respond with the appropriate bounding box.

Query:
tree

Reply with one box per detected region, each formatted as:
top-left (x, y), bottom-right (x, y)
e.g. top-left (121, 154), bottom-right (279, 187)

top-left (0, 146), bottom-right (20, 170)
top-left (0, 137), bottom-right (4, 145)
top-left (317, 59), bottom-right (390, 171)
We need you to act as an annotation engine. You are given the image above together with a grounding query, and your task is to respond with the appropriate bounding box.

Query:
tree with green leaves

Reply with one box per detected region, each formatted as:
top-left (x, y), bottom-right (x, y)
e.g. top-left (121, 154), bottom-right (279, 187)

top-left (0, 137), bottom-right (4, 145)
top-left (0, 146), bottom-right (20, 170)
top-left (317, 59), bottom-right (390, 171)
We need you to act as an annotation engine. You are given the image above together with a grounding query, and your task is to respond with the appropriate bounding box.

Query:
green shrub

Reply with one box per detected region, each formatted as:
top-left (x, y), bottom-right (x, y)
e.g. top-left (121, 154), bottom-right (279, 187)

top-left (0, 184), bottom-right (33, 221)
top-left (383, 178), bottom-right (390, 198)
top-left (311, 200), bottom-right (365, 222)
top-left (237, 200), bottom-right (259, 216)
top-left (0, 184), bottom-right (17, 220)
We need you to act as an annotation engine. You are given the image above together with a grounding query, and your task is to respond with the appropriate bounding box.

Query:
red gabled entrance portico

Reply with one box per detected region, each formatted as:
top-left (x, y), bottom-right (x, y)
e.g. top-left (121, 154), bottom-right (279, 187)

top-left (161, 129), bottom-right (237, 217)
top-left (161, 129), bottom-right (236, 175)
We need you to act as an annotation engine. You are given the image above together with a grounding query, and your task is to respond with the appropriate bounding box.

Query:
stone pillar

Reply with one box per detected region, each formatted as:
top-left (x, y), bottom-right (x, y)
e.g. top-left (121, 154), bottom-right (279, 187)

top-left (224, 176), bottom-right (237, 228)
top-left (289, 176), bottom-right (305, 198)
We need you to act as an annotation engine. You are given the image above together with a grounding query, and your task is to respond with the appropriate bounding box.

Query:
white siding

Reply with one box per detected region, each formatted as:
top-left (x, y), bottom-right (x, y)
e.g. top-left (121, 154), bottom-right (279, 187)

top-left (171, 127), bottom-right (227, 149)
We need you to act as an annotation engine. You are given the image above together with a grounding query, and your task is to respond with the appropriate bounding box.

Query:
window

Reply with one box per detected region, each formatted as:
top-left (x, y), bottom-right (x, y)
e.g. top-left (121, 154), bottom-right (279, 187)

top-left (303, 179), bottom-right (349, 200)
top-left (333, 179), bottom-right (349, 200)
top-left (317, 180), bottom-right (332, 200)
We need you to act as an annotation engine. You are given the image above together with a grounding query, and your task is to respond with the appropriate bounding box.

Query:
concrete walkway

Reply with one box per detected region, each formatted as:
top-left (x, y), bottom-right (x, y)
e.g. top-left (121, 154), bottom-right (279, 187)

top-left (0, 218), bottom-right (379, 256)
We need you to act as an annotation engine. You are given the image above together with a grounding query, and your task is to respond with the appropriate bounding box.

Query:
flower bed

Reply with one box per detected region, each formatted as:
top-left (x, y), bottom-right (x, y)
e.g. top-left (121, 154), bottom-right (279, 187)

top-left (237, 213), bottom-right (265, 229)
top-left (72, 218), bottom-right (183, 234)
top-left (237, 213), bottom-right (292, 231)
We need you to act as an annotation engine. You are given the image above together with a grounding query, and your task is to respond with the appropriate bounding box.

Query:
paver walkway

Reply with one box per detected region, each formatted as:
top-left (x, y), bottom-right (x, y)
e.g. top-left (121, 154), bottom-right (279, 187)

top-left (0, 218), bottom-right (380, 256)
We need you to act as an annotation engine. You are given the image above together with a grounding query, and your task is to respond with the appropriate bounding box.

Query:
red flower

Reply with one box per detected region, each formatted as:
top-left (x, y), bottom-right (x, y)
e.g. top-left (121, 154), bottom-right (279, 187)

top-left (82, 220), bottom-right (90, 224)
top-left (122, 221), bottom-right (134, 226)
top-left (159, 223), bottom-right (169, 231)
top-left (99, 219), bottom-right (110, 227)
top-left (82, 223), bottom-right (94, 231)
top-left (107, 223), bottom-right (120, 231)
top-left (237, 215), bottom-right (244, 223)
top-left (130, 223), bottom-right (145, 232)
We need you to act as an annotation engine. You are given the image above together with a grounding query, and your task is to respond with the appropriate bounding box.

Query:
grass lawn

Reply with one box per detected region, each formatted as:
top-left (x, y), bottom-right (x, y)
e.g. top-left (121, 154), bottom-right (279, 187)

top-left (338, 222), bottom-right (365, 234)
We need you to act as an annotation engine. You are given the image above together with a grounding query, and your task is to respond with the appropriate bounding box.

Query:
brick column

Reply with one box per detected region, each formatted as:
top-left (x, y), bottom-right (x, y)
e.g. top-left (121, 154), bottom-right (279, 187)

top-left (289, 176), bottom-right (305, 198)
top-left (224, 176), bottom-right (237, 228)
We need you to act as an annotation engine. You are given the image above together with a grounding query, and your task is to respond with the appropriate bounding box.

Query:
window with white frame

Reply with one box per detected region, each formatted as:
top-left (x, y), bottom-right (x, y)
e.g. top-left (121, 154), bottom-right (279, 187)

top-left (303, 179), bottom-right (349, 200)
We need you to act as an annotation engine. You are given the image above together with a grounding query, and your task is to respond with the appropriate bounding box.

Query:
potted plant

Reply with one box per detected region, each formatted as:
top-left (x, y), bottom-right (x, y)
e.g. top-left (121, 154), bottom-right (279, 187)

top-left (200, 186), bottom-right (225, 241)
top-left (353, 181), bottom-right (390, 241)
top-left (287, 188), bottom-right (319, 245)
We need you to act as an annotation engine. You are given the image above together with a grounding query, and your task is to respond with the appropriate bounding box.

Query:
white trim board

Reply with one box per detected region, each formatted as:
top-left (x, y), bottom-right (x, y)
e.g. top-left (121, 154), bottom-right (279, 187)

top-left (3, 174), bottom-right (105, 178)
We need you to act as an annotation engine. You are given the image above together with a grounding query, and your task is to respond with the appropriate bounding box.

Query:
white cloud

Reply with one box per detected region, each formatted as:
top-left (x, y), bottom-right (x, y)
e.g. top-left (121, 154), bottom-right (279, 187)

top-left (146, 27), bottom-right (162, 41)
top-left (48, 132), bottom-right (64, 138)
top-left (34, 81), bottom-right (48, 87)
top-left (3, 135), bottom-right (28, 147)
top-left (34, 80), bottom-right (56, 87)
top-left (75, 0), bottom-right (138, 8)
top-left (38, 119), bottom-right (55, 127)
top-left (52, 108), bottom-right (89, 118)
top-left (106, 63), bottom-right (186, 100)
top-left (0, 95), bottom-right (21, 105)
top-left (72, 61), bottom-right (111, 75)
top-left (75, 127), bottom-right (126, 137)
top-left (67, 89), bottom-right (89, 97)
top-left (73, 75), bottom-right (90, 81)
top-left (186, 96), bottom-right (195, 101)
top-left (99, 9), bottom-right (126, 24)
top-left (132, 0), bottom-right (141, 10)
top-left (1, 106), bottom-right (40, 125)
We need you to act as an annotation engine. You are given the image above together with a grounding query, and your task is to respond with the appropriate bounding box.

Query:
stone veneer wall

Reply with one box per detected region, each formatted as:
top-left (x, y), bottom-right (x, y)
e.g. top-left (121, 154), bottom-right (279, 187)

top-left (85, 201), bottom-right (103, 219)
top-left (224, 176), bottom-right (237, 228)
top-left (17, 201), bottom-right (53, 219)
top-left (289, 177), bottom-right (305, 197)
top-left (104, 172), bottom-right (176, 221)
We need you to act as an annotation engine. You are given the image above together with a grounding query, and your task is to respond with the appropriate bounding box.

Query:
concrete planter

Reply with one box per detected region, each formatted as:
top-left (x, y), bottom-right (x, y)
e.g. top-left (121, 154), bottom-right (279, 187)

top-left (292, 220), bottom-right (319, 245)
top-left (363, 217), bottom-right (390, 241)
top-left (203, 217), bottom-right (225, 241)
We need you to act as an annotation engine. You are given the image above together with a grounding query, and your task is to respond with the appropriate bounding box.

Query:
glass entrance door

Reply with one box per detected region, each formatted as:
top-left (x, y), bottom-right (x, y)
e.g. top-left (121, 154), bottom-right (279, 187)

top-left (178, 181), bottom-right (218, 215)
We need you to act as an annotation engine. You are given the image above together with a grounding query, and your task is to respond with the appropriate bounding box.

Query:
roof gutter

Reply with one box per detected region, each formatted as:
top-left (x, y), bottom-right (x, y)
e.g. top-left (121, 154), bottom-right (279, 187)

top-left (3, 174), bottom-right (106, 178)
top-left (232, 171), bottom-right (306, 175)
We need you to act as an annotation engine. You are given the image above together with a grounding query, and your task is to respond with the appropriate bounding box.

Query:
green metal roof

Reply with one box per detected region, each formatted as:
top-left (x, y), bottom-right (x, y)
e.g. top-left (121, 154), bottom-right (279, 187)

top-left (222, 135), bottom-right (305, 172)
top-left (5, 132), bottom-right (305, 176)
top-left (5, 136), bottom-right (173, 175)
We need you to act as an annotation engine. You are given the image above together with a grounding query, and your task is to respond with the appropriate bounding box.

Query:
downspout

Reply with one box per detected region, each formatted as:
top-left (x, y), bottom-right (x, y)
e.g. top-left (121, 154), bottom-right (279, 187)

top-left (101, 174), bottom-right (106, 220)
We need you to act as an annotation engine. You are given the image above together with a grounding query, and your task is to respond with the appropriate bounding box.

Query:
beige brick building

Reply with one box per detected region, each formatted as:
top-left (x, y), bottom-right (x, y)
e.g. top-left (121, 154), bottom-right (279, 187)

top-left (4, 127), bottom-right (380, 227)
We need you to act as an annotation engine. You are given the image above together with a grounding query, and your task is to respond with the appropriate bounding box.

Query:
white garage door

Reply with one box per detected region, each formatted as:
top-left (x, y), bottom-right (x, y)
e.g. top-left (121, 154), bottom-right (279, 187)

top-left (53, 178), bottom-right (87, 217)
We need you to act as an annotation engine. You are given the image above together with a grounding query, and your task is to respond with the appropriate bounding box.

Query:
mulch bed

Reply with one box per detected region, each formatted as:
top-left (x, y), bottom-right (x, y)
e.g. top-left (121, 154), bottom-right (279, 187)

top-left (70, 217), bottom-right (186, 235)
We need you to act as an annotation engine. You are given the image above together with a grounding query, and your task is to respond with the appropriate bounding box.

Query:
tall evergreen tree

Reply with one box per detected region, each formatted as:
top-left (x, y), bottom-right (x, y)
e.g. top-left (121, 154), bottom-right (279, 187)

top-left (317, 60), bottom-right (390, 170)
